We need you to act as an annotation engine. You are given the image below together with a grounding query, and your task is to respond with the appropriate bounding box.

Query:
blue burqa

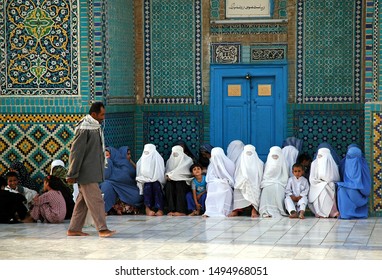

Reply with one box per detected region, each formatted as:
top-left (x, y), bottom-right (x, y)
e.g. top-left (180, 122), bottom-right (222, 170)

top-left (337, 146), bottom-right (371, 219)
top-left (100, 146), bottom-right (142, 212)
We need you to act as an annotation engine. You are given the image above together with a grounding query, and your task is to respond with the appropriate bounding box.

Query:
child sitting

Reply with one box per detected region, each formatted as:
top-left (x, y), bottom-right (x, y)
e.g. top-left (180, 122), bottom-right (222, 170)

top-left (0, 176), bottom-right (28, 223)
top-left (24, 175), bottom-right (67, 223)
top-left (284, 163), bottom-right (310, 219)
top-left (5, 171), bottom-right (37, 210)
top-left (186, 163), bottom-right (207, 216)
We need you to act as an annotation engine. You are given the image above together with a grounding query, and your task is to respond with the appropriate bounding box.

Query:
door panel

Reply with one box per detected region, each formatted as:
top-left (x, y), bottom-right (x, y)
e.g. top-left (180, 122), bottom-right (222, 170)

top-left (222, 78), bottom-right (249, 150)
top-left (250, 76), bottom-right (277, 160)
top-left (210, 65), bottom-right (287, 162)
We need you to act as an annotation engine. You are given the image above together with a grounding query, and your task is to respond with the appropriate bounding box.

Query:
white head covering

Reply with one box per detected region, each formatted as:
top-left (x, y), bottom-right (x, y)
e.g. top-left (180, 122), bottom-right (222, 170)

top-left (234, 145), bottom-right (264, 207)
top-left (310, 147), bottom-right (340, 183)
top-left (235, 145), bottom-right (264, 190)
top-left (50, 159), bottom-right (65, 174)
top-left (227, 140), bottom-right (245, 164)
top-left (206, 147), bottom-right (235, 187)
top-left (309, 147), bottom-right (340, 203)
top-left (136, 144), bottom-right (166, 194)
top-left (165, 145), bottom-right (193, 182)
top-left (261, 146), bottom-right (289, 187)
top-left (281, 145), bottom-right (299, 177)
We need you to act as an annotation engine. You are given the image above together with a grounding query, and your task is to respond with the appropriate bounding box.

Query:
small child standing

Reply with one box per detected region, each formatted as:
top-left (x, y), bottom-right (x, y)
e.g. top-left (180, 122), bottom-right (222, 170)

top-left (186, 163), bottom-right (207, 216)
top-left (284, 163), bottom-right (310, 219)
top-left (24, 175), bottom-right (67, 223)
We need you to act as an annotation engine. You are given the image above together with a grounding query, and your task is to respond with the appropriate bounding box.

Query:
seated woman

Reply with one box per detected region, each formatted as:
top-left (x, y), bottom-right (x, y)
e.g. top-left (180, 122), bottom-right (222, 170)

top-left (50, 159), bottom-right (74, 219)
top-left (259, 146), bottom-right (289, 218)
top-left (100, 146), bottom-right (143, 215)
top-left (24, 175), bottom-right (68, 223)
top-left (309, 147), bottom-right (340, 218)
top-left (282, 145), bottom-right (299, 177)
top-left (136, 144), bottom-right (166, 216)
top-left (198, 143), bottom-right (214, 173)
top-left (314, 142), bottom-right (342, 167)
top-left (164, 145), bottom-right (194, 216)
top-left (172, 140), bottom-right (197, 163)
top-left (337, 146), bottom-right (371, 219)
top-left (203, 147), bottom-right (235, 217)
top-left (227, 140), bottom-right (245, 165)
top-left (230, 144), bottom-right (264, 218)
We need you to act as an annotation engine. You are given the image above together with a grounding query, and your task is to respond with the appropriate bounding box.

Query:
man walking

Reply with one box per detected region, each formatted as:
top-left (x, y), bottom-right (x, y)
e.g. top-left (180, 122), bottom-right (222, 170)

top-left (66, 102), bottom-right (116, 237)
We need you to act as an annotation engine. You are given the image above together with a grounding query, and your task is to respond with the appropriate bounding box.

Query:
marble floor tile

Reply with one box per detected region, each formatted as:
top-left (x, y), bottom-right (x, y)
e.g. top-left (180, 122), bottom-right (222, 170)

top-left (0, 216), bottom-right (381, 261)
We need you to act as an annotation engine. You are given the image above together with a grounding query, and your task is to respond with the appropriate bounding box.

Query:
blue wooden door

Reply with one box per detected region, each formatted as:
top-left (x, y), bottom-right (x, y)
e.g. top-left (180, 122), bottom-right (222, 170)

top-left (210, 65), bottom-right (287, 161)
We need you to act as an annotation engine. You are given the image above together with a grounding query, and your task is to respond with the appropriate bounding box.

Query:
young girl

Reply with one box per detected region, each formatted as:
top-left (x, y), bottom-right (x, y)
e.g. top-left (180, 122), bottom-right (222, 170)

top-left (24, 175), bottom-right (67, 223)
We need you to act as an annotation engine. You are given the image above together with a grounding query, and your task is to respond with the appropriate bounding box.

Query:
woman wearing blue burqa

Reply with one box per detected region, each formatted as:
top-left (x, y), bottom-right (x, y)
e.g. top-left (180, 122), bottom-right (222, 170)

top-left (337, 146), bottom-right (371, 219)
top-left (100, 146), bottom-right (142, 214)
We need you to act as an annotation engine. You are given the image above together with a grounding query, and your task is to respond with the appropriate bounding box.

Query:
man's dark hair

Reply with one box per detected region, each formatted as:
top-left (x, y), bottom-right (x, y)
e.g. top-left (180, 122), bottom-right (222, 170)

top-left (89, 102), bottom-right (105, 114)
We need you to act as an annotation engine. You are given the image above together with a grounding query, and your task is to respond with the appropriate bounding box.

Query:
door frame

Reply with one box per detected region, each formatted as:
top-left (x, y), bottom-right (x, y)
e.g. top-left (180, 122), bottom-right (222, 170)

top-left (210, 63), bottom-right (288, 150)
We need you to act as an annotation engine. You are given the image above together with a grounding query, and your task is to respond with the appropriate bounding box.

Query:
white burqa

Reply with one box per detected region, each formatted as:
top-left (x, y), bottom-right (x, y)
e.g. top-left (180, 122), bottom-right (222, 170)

top-left (308, 147), bottom-right (340, 218)
top-left (233, 145), bottom-right (264, 211)
top-left (204, 147), bottom-right (235, 217)
top-left (227, 140), bottom-right (245, 164)
top-left (282, 145), bottom-right (299, 177)
top-left (259, 146), bottom-right (289, 218)
top-left (165, 145), bottom-right (193, 183)
top-left (136, 144), bottom-right (166, 195)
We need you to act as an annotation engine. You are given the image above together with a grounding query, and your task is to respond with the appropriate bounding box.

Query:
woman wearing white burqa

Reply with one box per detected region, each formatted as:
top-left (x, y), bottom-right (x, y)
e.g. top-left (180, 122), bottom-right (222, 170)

top-left (227, 140), bottom-right (245, 164)
top-left (282, 145), bottom-right (300, 177)
top-left (136, 144), bottom-right (166, 216)
top-left (203, 147), bottom-right (235, 217)
top-left (259, 146), bottom-right (289, 218)
top-left (164, 145), bottom-right (193, 216)
top-left (229, 145), bottom-right (264, 218)
top-left (308, 147), bottom-right (340, 218)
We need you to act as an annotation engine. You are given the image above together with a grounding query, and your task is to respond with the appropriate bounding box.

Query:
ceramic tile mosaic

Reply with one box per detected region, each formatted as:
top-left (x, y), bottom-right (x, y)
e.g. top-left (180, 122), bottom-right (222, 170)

top-left (296, 0), bottom-right (362, 103)
top-left (143, 0), bottom-right (202, 105)
top-left (363, 0), bottom-right (377, 102)
top-left (250, 45), bottom-right (287, 62)
top-left (107, 0), bottom-right (135, 100)
top-left (104, 112), bottom-right (135, 156)
top-left (211, 43), bottom-right (241, 63)
top-left (373, 112), bottom-right (382, 212)
top-left (292, 109), bottom-right (364, 158)
top-left (0, 114), bottom-right (83, 187)
top-left (0, 0), bottom-right (79, 96)
top-left (143, 111), bottom-right (203, 161)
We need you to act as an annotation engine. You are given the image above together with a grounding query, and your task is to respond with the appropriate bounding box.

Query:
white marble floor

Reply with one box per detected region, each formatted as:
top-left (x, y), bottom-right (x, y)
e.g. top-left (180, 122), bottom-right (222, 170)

top-left (0, 215), bottom-right (381, 260)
